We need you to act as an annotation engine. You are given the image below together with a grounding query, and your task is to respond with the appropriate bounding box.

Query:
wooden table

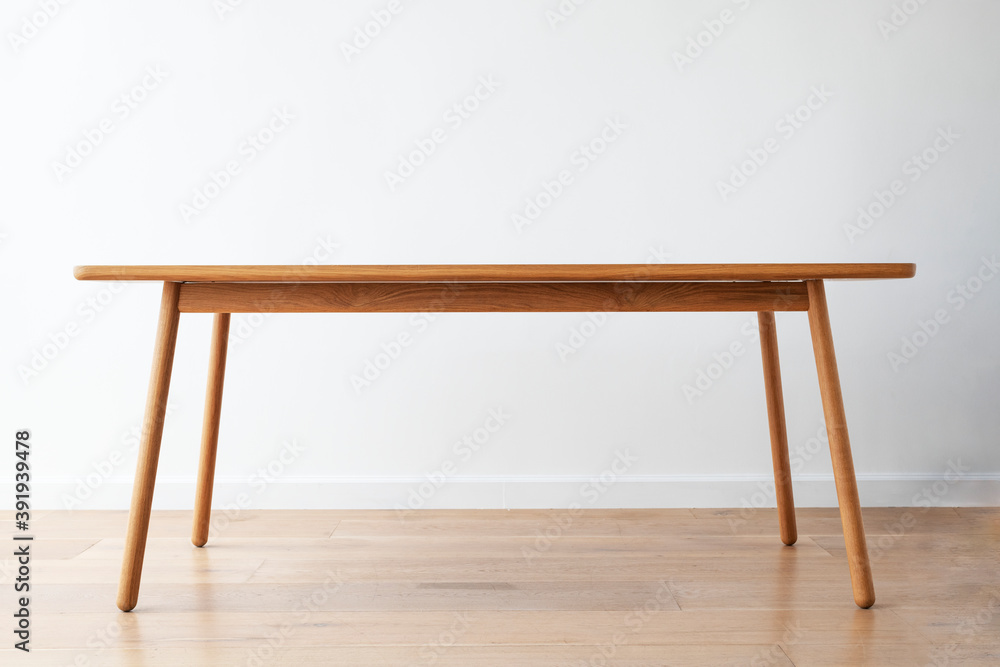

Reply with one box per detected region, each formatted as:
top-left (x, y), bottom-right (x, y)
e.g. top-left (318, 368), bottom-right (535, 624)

top-left (74, 263), bottom-right (916, 611)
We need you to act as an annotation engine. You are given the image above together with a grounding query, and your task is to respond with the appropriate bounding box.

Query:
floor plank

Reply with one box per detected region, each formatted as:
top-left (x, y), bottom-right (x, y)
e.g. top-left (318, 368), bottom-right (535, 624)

top-left (0, 645), bottom-right (797, 667)
top-left (7, 508), bottom-right (996, 666)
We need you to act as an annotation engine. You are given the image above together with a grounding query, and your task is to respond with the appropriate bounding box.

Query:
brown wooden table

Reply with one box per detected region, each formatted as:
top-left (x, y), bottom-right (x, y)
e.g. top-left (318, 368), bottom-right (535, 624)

top-left (74, 263), bottom-right (916, 611)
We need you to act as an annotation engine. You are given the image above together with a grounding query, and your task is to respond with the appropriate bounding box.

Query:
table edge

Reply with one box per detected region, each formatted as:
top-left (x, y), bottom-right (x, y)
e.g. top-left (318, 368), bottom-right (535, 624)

top-left (73, 263), bottom-right (917, 283)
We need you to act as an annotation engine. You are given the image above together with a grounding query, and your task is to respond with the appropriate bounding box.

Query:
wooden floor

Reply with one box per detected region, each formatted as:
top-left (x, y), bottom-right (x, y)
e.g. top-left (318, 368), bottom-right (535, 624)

top-left (2, 508), bottom-right (998, 666)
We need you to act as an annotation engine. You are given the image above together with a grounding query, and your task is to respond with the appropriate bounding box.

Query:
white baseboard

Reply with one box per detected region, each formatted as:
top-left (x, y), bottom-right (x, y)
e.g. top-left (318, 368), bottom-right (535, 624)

top-left (7, 473), bottom-right (999, 511)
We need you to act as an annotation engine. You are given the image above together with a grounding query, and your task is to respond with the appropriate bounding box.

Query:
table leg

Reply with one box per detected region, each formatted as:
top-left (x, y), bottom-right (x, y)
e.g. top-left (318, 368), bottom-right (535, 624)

top-left (757, 311), bottom-right (797, 546)
top-left (192, 313), bottom-right (231, 547)
top-left (117, 282), bottom-right (182, 612)
top-left (806, 280), bottom-right (876, 609)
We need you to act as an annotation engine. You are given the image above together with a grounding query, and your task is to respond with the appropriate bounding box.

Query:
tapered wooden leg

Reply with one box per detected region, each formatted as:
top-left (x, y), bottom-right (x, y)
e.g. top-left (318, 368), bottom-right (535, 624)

top-left (806, 280), bottom-right (875, 609)
top-left (757, 311), bottom-right (797, 546)
top-left (117, 282), bottom-right (182, 612)
top-left (192, 313), bottom-right (231, 548)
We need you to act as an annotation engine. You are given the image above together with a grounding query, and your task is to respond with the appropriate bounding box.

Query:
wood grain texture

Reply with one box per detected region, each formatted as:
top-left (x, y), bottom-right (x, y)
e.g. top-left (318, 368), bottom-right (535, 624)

top-left (806, 280), bottom-right (875, 609)
top-left (192, 313), bottom-right (230, 548)
top-left (117, 282), bottom-right (181, 612)
top-left (73, 263), bottom-right (917, 283)
top-left (89, 264), bottom-right (918, 617)
top-left (0, 646), bottom-right (797, 666)
top-left (176, 281), bottom-right (811, 313)
top-left (757, 311), bottom-right (797, 547)
top-left (13, 509), bottom-right (997, 666)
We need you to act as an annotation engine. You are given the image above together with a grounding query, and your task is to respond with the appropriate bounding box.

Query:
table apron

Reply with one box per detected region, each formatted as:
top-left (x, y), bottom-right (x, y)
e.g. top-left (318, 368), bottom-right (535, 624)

top-left (175, 280), bottom-right (810, 313)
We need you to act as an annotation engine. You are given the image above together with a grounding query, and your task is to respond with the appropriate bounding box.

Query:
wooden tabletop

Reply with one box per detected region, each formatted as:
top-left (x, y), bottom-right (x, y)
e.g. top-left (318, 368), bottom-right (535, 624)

top-left (74, 264), bottom-right (916, 283)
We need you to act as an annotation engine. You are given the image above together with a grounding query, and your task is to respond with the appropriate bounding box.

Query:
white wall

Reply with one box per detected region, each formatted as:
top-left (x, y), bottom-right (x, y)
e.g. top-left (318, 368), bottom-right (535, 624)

top-left (1, 0), bottom-right (997, 512)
